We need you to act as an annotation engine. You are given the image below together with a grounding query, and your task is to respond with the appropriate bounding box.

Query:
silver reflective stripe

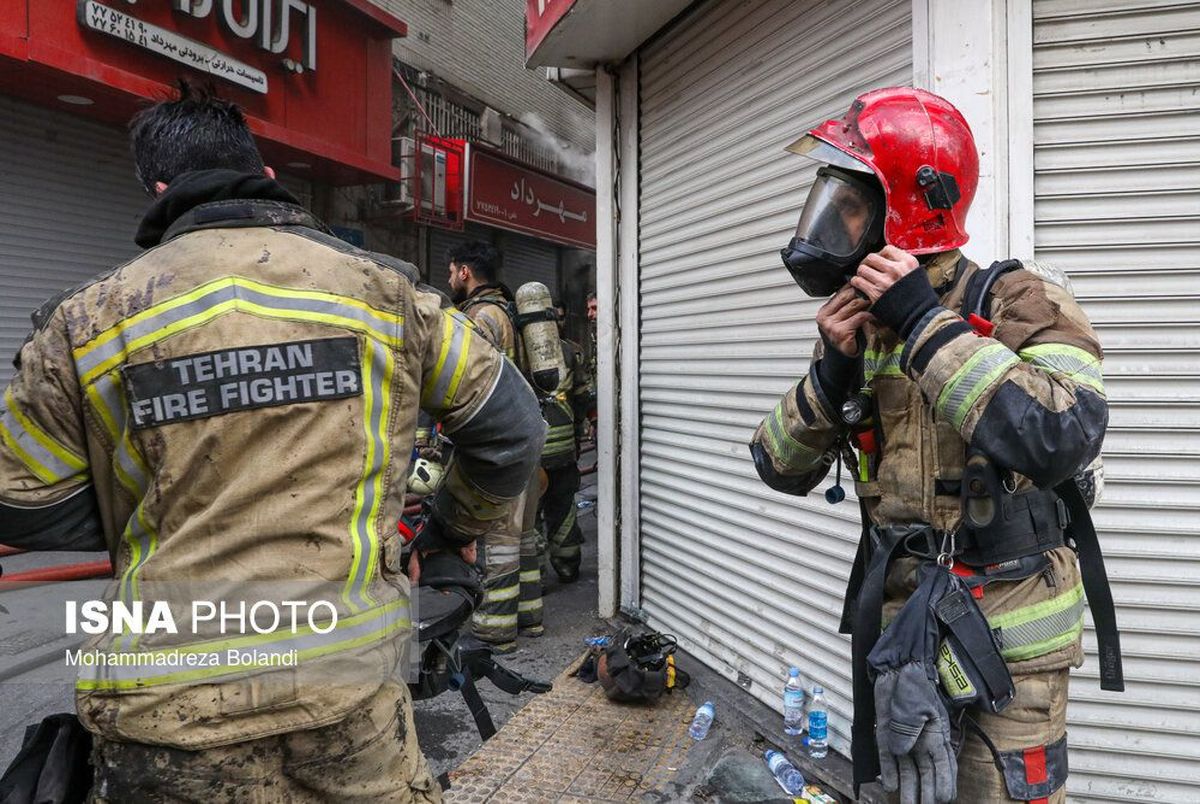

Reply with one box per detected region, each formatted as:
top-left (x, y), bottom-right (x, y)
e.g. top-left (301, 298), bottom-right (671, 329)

top-left (92, 373), bottom-right (150, 497)
top-left (995, 593), bottom-right (1086, 660)
top-left (1019, 346), bottom-right (1104, 394)
top-left (937, 343), bottom-right (1020, 428)
top-left (75, 278), bottom-right (402, 382)
top-left (764, 401), bottom-right (822, 468)
top-left (344, 339), bottom-right (392, 612)
top-left (424, 311), bottom-right (468, 410)
top-left (0, 400), bottom-right (85, 484)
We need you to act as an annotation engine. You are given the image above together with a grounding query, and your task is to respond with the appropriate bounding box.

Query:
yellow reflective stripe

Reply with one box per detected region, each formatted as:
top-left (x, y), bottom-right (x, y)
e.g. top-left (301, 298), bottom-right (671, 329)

top-left (864, 346), bottom-right (904, 382)
top-left (473, 612), bottom-right (518, 627)
top-left (363, 345), bottom-right (394, 600)
top-left (1019, 343), bottom-right (1105, 395)
top-left (344, 339), bottom-right (389, 612)
top-left (421, 309), bottom-right (456, 405)
top-left (764, 397), bottom-right (823, 469)
top-left (484, 585), bottom-right (520, 603)
top-left (77, 599), bottom-right (411, 690)
top-left (937, 343), bottom-right (1020, 429)
top-left (1, 389), bottom-right (87, 479)
top-left (519, 570), bottom-right (541, 583)
top-left (518, 599), bottom-right (543, 613)
top-left (74, 277), bottom-right (403, 385)
top-left (989, 582), bottom-right (1085, 662)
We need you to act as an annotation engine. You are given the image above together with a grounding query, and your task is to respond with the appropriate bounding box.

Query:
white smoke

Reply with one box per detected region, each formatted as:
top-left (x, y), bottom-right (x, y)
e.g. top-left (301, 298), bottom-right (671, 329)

top-left (518, 112), bottom-right (596, 188)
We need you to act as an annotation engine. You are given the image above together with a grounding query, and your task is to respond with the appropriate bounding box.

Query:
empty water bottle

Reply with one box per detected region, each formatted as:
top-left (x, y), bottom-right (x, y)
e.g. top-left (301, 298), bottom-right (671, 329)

top-left (688, 701), bottom-right (714, 741)
top-left (808, 686), bottom-right (828, 759)
top-left (764, 749), bottom-right (805, 796)
top-left (783, 667), bottom-right (805, 736)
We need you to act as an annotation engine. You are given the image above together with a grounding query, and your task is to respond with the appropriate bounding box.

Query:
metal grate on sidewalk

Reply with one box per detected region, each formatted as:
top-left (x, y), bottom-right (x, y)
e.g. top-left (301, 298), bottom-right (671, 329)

top-left (446, 658), bottom-right (698, 802)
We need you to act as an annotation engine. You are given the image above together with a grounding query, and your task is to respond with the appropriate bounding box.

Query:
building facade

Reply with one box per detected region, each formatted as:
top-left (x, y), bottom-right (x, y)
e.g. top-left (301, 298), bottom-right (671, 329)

top-left (0, 0), bottom-right (597, 389)
top-left (530, 1), bottom-right (1200, 799)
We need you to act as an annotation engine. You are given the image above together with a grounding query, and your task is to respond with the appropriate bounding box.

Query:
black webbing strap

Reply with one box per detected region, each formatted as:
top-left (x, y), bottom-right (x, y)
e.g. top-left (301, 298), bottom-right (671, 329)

top-left (1055, 479), bottom-right (1124, 692)
top-left (935, 580), bottom-right (1015, 712)
top-left (961, 259), bottom-right (1023, 321)
top-left (850, 528), bottom-right (908, 788)
top-left (512, 308), bottom-right (558, 328)
top-left (839, 499), bottom-right (872, 635)
top-left (458, 671), bottom-right (497, 741)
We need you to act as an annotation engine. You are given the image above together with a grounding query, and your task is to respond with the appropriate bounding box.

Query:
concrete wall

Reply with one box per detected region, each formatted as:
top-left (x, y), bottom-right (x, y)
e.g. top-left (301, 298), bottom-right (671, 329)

top-left (369, 0), bottom-right (595, 155)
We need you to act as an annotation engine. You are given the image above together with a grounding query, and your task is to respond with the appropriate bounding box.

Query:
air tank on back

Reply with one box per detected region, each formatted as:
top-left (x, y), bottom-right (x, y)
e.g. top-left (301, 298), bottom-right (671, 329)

top-left (514, 281), bottom-right (565, 395)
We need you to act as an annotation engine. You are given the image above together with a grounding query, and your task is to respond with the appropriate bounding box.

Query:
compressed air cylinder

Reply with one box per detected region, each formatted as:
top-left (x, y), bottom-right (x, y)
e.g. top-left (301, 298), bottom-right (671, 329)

top-left (515, 281), bottom-right (566, 395)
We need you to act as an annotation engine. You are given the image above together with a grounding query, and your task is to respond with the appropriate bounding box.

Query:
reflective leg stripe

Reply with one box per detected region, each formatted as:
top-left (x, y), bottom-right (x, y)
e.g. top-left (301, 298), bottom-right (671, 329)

top-left (422, 309), bottom-right (473, 411)
top-left (73, 276), bottom-right (404, 386)
top-left (483, 543), bottom-right (521, 568)
top-left (0, 390), bottom-right (88, 485)
top-left (763, 396), bottom-right (824, 469)
top-left (553, 544), bottom-right (582, 559)
top-left (340, 339), bottom-right (393, 612)
top-left (989, 582), bottom-right (1085, 662)
top-left (1019, 343), bottom-right (1105, 395)
top-left (484, 584), bottom-right (520, 604)
top-left (551, 507), bottom-right (578, 547)
top-left (937, 342), bottom-right (1021, 429)
top-left (518, 599), bottom-right (543, 614)
top-left (519, 570), bottom-right (541, 583)
top-left (76, 598), bottom-right (410, 691)
top-left (472, 612), bottom-right (519, 628)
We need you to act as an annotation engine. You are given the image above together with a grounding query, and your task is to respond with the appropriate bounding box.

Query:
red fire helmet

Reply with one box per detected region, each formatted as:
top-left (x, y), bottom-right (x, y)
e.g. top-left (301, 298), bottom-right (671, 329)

top-left (786, 87), bottom-right (979, 255)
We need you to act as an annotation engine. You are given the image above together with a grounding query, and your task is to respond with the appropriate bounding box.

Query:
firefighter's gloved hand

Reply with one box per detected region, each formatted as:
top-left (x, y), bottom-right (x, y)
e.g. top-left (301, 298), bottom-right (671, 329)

top-left (873, 662), bottom-right (957, 804)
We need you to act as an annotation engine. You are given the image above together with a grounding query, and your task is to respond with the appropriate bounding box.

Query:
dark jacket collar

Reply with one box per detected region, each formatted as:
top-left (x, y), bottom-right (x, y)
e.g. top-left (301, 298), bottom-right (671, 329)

top-left (135, 169), bottom-right (317, 248)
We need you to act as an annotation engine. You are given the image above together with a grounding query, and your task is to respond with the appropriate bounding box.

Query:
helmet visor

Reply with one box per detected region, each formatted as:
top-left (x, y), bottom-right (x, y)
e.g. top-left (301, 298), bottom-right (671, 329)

top-left (793, 168), bottom-right (882, 259)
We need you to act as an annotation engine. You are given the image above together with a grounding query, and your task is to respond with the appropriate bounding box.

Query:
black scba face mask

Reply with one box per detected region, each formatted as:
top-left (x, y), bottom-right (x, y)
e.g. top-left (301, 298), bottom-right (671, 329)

top-left (779, 166), bottom-right (886, 297)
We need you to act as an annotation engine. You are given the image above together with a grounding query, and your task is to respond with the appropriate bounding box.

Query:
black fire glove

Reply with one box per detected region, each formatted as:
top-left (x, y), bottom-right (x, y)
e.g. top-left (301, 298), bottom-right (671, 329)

top-left (870, 269), bottom-right (942, 341)
top-left (814, 335), bottom-right (860, 413)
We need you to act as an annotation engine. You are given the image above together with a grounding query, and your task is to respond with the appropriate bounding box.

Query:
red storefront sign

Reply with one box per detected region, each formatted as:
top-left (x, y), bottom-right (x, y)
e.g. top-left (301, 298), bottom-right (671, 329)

top-left (525, 0), bottom-right (577, 61)
top-left (465, 145), bottom-right (595, 250)
top-left (0, 0), bottom-right (405, 184)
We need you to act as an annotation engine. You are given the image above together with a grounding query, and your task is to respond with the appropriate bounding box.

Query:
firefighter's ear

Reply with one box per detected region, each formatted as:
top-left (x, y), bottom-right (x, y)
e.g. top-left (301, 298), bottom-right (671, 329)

top-left (154, 181), bottom-right (169, 196)
top-left (264, 166), bottom-right (277, 180)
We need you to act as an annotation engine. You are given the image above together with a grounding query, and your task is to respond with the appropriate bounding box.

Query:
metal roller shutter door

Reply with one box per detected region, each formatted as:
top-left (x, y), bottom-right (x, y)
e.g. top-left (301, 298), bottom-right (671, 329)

top-left (428, 223), bottom-right (492, 295)
top-left (637, 0), bottom-right (911, 756)
top-left (1032, 2), bottom-right (1200, 800)
top-left (499, 234), bottom-right (559, 298)
top-left (0, 97), bottom-right (146, 386)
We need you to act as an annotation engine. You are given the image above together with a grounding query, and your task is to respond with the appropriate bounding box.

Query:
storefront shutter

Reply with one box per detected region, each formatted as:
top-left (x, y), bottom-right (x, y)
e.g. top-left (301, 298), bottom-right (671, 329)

top-left (498, 233), bottom-right (559, 299)
top-left (636, 0), bottom-right (911, 756)
top-left (1032, 2), bottom-right (1200, 798)
top-left (0, 97), bottom-right (147, 386)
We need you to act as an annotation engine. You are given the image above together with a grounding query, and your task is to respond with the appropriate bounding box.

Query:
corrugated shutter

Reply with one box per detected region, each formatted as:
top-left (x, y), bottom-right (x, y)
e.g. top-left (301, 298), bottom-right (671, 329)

top-left (637, 0), bottom-right (911, 756)
top-left (428, 223), bottom-right (491, 295)
top-left (0, 97), bottom-right (146, 386)
top-left (499, 234), bottom-right (559, 298)
top-left (1032, 2), bottom-right (1200, 800)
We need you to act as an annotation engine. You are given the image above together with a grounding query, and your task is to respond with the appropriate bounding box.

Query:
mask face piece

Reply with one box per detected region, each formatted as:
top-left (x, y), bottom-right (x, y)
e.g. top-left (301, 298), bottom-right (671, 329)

top-left (779, 166), bottom-right (885, 297)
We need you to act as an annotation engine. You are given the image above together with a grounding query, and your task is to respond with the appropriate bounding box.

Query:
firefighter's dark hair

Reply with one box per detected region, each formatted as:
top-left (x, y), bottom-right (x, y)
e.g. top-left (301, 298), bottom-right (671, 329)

top-left (129, 80), bottom-right (265, 194)
top-left (447, 241), bottom-right (500, 284)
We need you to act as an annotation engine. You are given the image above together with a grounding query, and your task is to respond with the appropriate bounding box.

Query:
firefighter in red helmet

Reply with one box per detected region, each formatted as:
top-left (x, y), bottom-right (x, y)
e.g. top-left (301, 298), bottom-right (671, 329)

top-left (754, 88), bottom-right (1122, 803)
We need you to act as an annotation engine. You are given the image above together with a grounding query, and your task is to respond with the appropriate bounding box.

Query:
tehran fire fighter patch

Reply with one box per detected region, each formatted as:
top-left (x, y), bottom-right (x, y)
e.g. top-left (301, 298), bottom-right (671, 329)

top-left (122, 337), bottom-right (362, 428)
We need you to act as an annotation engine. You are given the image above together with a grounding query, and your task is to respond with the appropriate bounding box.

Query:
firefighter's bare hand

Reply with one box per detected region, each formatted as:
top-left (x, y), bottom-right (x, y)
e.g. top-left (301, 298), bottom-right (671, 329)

top-left (817, 285), bottom-right (873, 357)
top-left (852, 245), bottom-right (921, 303)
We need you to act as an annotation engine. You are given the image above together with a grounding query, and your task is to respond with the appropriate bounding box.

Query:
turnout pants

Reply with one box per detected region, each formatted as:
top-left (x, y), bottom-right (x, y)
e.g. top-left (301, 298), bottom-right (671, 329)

top-left (518, 468), bottom-right (545, 633)
top-left (88, 682), bottom-right (439, 803)
top-left (542, 462), bottom-right (583, 581)
top-left (473, 516), bottom-right (521, 648)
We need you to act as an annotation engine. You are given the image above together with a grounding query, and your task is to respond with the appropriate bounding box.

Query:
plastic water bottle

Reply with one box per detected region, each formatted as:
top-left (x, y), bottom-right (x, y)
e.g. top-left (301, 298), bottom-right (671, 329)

top-left (688, 701), bottom-right (714, 741)
top-left (808, 686), bottom-right (828, 759)
top-left (783, 667), bottom-right (805, 736)
top-left (764, 749), bottom-right (805, 796)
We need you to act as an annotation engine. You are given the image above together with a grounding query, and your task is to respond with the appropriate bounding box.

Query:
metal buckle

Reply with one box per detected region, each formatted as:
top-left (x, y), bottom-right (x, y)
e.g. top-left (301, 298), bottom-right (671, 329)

top-left (937, 530), bottom-right (957, 568)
